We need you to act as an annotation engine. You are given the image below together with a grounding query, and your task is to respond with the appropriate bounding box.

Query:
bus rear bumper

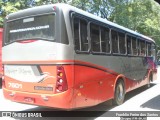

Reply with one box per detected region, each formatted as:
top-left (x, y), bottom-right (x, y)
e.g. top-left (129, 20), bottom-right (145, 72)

top-left (3, 87), bottom-right (74, 110)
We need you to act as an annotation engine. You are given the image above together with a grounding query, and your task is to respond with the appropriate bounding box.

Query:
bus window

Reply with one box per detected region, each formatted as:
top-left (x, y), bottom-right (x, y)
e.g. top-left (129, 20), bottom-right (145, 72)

top-left (119, 32), bottom-right (126, 54)
top-left (80, 19), bottom-right (88, 51)
top-left (147, 43), bottom-right (152, 56)
top-left (127, 35), bottom-right (132, 55)
top-left (101, 27), bottom-right (110, 53)
top-left (111, 30), bottom-right (119, 54)
top-left (91, 24), bottom-right (100, 52)
top-left (6, 14), bottom-right (55, 44)
top-left (73, 17), bottom-right (80, 51)
top-left (132, 37), bottom-right (138, 56)
top-left (74, 17), bottom-right (88, 52)
top-left (139, 40), bottom-right (146, 56)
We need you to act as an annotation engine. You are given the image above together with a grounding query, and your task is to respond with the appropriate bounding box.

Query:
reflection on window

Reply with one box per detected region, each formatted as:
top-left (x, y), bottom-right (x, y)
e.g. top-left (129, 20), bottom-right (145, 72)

top-left (111, 30), bottom-right (119, 53)
top-left (101, 27), bottom-right (110, 53)
top-left (119, 32), bottom-right (126, 54)
top-left (132, 37), bottom-right (138, 55)
top-left (127, 35), bottom-right (132, 55)
top-left (91, 24), bottom-right (100, 52)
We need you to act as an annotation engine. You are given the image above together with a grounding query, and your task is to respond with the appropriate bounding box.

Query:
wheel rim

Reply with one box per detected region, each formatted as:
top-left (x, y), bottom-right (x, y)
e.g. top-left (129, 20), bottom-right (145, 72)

top-left (117, 83), bottom-right (124, 101)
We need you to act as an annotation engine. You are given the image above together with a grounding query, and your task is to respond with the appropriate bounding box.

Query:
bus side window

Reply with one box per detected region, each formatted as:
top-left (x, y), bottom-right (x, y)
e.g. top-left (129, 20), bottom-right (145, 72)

top-left (147, 42), bottom-right (152, 56)
top-left (118, 32), bottom-right (126, 54)
top-left (127, 35), bottom-right (132, 55)
top-left (132, 37), bottom-right (138, 56)
top-left (80, 19), bottom-right (88, 51)
top-left (111, 30), bottom-right (119, 54)
top-left (90, 23), bottom-right (100, 52)
top-left (139, 40), bottom-right (146, 56)
top-left (73, 17), bottom-right (80, 51)
top-left (101, 27), bottom-right (110, 53)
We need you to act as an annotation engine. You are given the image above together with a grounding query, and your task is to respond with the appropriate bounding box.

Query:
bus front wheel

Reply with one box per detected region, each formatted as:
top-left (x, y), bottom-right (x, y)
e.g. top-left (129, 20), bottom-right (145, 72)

top-left (113, 80), bottom-right (125, 105)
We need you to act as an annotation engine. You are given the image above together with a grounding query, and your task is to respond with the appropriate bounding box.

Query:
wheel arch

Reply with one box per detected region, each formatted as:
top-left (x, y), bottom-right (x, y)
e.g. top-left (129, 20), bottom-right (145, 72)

top-left (113, 74), bottom-right (126, 94)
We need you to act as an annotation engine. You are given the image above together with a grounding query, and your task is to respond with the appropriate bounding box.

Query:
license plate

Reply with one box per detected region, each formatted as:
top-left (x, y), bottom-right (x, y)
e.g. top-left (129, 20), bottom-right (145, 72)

top-left (24, 97), bottom-right (35, 103)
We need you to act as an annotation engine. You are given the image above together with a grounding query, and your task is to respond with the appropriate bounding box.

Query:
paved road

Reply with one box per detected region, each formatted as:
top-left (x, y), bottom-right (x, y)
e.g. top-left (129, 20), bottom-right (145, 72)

top-left (0, 66), bottom-right (160, 120)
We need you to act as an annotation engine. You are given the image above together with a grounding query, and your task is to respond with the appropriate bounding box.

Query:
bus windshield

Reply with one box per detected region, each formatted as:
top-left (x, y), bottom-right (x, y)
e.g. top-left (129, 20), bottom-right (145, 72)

top-left (5, 13), bottom-right (55, 44)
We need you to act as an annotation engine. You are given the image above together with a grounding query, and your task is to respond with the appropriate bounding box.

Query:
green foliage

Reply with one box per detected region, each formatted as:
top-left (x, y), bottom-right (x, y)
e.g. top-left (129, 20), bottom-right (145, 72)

top-left (110, 0), bottom-right (160, 48)
top-left (0, 0), bottom-right (31, 27)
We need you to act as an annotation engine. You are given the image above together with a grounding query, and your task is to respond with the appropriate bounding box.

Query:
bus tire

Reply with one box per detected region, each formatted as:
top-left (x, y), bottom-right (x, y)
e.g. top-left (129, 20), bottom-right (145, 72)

top-left (113, 80), bottom-right (125, 106)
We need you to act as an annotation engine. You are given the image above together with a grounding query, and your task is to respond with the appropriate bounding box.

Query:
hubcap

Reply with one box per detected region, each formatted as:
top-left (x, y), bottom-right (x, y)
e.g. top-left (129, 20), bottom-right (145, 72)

top-left (117, 83), bottom-right (123, 100)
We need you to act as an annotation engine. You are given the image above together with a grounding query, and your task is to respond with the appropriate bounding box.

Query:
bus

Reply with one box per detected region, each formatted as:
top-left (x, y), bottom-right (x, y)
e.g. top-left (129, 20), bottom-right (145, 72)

top-left (0, 28), bottom-right (2, 86)
top-left (2, 3), bottom-right (157, 110)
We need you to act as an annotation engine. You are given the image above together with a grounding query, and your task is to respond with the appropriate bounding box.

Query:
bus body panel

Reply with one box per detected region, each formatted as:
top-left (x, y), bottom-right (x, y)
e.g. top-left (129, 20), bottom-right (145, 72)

top-left (3, 64), bottom-right (75, 109)
top-left (3, 87), bottom-right (74, 109)
top-left (74, 54), bottom-right (149, 82)
top-left (4, 64), bottom-right (75, 92)
top-left (4, 65), bottom-right (56, 94)
top-left (2, 41), bottom-right (73, 61)
top-left (73, 64), bottom-right (115, 107)
top-left (3, 59), bottom-right (156, 109)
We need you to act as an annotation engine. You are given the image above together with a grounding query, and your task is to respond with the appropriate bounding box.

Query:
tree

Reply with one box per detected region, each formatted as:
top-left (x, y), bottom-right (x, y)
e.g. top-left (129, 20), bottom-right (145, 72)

top-left (0, 0), bottom-right (34, 27)
top-left (109, 0), bottom-right (160, 48)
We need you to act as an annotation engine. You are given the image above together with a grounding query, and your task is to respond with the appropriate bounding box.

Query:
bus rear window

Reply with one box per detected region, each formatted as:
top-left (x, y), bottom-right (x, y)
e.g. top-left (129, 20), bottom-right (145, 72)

top-left (5, 14), bottom-right (55, 44)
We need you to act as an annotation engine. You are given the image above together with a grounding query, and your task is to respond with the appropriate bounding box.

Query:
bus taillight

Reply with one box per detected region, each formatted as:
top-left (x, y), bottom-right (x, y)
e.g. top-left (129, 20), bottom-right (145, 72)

top-left (2, 76), bottom-right (5, 88)
top-left (2, 65), bottom-right (5, 87)
top-left (56, 66), bottom-right (68, 93)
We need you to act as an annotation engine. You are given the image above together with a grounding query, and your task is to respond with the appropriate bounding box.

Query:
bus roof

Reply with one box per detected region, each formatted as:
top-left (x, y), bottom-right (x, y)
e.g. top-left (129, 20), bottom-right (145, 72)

top-left (6, 3), bottom-right (154, 43)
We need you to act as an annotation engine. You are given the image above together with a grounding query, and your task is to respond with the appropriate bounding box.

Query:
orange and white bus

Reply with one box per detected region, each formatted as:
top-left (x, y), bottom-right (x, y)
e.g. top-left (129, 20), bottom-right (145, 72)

top-left (2, 3), bottom-right (157, 110)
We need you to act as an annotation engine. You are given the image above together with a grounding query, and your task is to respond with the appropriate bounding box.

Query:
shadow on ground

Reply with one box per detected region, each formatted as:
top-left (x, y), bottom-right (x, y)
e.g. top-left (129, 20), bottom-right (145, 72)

top-left (124, 83), bottom-right (156, 102)
top-left (140, 95), bottom-right (160, 110)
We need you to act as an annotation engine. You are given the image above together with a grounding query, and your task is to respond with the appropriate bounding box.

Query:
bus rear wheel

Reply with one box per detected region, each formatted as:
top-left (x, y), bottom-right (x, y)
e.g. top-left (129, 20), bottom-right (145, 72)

top-left (113, 80), bottom-right (125, 105)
